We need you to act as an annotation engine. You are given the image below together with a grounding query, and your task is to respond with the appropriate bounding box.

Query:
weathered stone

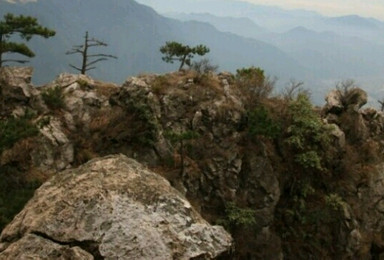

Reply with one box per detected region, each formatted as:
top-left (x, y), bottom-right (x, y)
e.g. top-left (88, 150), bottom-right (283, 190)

top-left (124, 76), bottom-right (148, 88)
top-left (329, 123), bottom-right (346, 149)
top-left (0, 233), bottom-right (93, 260)
top-left (0, 66), bottom-right (34, 89)
top-left (0, 67), bottom-right (40, 116)
top-left (52, 73), bottom-right (95, 88)
top-left (0, 155), bottom-right (232, 259)
top-left (35, 117), bottom-right (74, 171)
top-left (324, 89), bottom-right (343, 114)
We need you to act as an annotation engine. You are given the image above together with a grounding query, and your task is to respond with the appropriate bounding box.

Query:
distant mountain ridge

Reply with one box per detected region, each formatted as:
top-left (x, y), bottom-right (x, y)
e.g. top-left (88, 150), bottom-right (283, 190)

top-left (148, 0), bottom-right (384, 101)
top-left (0, 0), bottom-right (306, 85)
top-left (137, 0), bottom-right (384, 33)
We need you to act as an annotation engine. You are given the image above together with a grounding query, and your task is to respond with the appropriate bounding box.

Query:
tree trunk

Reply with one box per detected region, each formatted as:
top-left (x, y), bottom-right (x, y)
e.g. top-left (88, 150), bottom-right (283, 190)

top-left (0, 34), bottom-right (3, 67)
top-left (81, 31), bottom-right (88, 74)
top-left (179, 54), bottom-right (187, 71)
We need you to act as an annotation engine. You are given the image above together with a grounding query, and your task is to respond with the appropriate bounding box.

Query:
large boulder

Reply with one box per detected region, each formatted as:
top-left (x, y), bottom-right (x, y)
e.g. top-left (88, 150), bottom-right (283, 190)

top-left (0, 155), bottom-right (232, 259)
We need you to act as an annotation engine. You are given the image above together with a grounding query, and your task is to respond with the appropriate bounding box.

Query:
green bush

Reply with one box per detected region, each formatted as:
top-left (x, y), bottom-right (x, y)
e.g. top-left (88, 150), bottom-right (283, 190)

top-left (0, 112), bottom-right (39, 153)
top-left (285, 94), bottom-right (331, 170)
top-left (42, 86), bottom-right (65, 110)
top-left (325, 193), bottom-right (346, 212)
top-left (0, 113), bottom-right (40, 231)
top-left (217, 202), bottom-right (256, 230)
top-left (164, 130), bottom-right (199, 144)
top-left (248, 106), bottom-right (281, 139)
top-left (128, 101), bottom-right (158, 146)
top-left (236, 66), bottom-right (274, 106)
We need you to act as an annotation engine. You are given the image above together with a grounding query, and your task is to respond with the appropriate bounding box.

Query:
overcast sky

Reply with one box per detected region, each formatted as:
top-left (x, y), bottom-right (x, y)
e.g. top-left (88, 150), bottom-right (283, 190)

top-left (241, 0), bottom-right (384, 20)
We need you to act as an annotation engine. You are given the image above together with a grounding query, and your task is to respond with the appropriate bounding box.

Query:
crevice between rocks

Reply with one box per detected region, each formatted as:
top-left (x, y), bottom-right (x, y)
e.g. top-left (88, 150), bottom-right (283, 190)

top-left (31, 231), bottom-right (104, 260)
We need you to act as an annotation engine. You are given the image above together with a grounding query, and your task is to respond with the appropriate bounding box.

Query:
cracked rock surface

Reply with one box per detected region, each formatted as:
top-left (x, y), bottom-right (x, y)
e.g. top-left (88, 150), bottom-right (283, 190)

top-left (0, 154), bottom-right (232, 259)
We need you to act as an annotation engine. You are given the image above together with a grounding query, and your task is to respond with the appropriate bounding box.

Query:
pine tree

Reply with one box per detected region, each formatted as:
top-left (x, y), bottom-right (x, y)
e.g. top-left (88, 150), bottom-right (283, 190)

top-left (160, 41), bottom-right (209, 71)
top-left (0, 13), bottom-right (55, 67)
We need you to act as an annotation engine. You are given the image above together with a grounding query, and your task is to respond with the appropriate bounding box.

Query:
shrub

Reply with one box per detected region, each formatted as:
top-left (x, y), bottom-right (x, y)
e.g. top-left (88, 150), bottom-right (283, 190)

top-left (191, 58), bottom-right (218, 74)
top-left (285, 94), bottom-right (331, 170)
top-left (294, 151), bottom-right (322, 170)
top-left (0, 112), bottom-right (39, 153)
top-left (236, 66), bottom-right (275, 107)
top-left (335, 80), bottom-right (357, 107)
top-left (325, 193), bottom-right (346, 212)
top-left (247, 106), bottom-right (281, 139)
top-left (164, 130), bottom-right (199, 174)
top-left (0, 177), bottom-right (40, 232)
top-left (281, 80), bottom-right (311, 101)
top-left (165, 130), bottom-right (199, 144)
top-left (42, 86), bottom-right (65, 110)
top-left (128, 101), bottom-right (158, 146)
top-left (217, 202), bottom-right (257, 230)
top-left (152, 75), bottom-right (170, 95)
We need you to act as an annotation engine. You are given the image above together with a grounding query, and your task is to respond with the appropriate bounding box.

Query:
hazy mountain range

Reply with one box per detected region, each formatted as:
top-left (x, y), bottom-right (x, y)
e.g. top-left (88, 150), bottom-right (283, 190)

top-left (2, 0), bottom-right (384, 103)
top-left (138, 0), bottom-right (384, 102)
top-left (0, 0), bottom-right (306, 84)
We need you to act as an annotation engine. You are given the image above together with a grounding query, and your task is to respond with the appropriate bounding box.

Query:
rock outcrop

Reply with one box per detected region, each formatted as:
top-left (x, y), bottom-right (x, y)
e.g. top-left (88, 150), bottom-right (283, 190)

top-left (0, 67), bottom-right (40, 117)
top-left (0, 154), bottom-right (232, 259)
top-left (3, 67), bottom-right (384, 259)
top-left (324, 87), bottom-right (369, 141)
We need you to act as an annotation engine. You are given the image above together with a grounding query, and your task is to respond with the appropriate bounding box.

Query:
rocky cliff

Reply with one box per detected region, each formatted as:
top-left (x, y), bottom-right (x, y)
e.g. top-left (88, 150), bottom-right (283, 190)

top-left (1, 67), bottom-right (384, 259)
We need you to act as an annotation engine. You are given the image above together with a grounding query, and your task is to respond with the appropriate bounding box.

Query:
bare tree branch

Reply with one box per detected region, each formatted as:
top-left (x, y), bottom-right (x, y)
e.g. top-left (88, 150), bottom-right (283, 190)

top-left (87, 54), bottom-right (117, 59)
top-left (86, 58), bottom-right (108, 67)
top-left (85, 66), bottom-right (97, 71)
top-left (69, 64), bottom-right (82, 72)
top-left (2, 59), bottom-right (29, 64)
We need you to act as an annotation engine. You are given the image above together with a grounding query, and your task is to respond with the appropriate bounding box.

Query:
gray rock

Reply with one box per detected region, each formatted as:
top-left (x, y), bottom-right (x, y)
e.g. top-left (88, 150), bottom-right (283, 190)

top-left (0, 234), bottom-right (93, 260)
top-left (0, 155), bottom-right (232, 259)
top-left (324, 89), bottom-right (343, 114)
top-left (0, 67), bottom-right (40, 116)
top-left (34, 117), bottom-right (74, 171)
top-left (52, 73), bottom-right (95, 88)
top-left (329, 123), bottom-right (346, 149)
top-left (124, 76), bottom-right (148, 88)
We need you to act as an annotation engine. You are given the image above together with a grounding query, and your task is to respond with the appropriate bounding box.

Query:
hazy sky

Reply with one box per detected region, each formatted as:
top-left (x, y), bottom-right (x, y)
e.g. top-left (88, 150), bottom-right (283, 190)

top-left (242, 0), bottom-right (384, 20)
